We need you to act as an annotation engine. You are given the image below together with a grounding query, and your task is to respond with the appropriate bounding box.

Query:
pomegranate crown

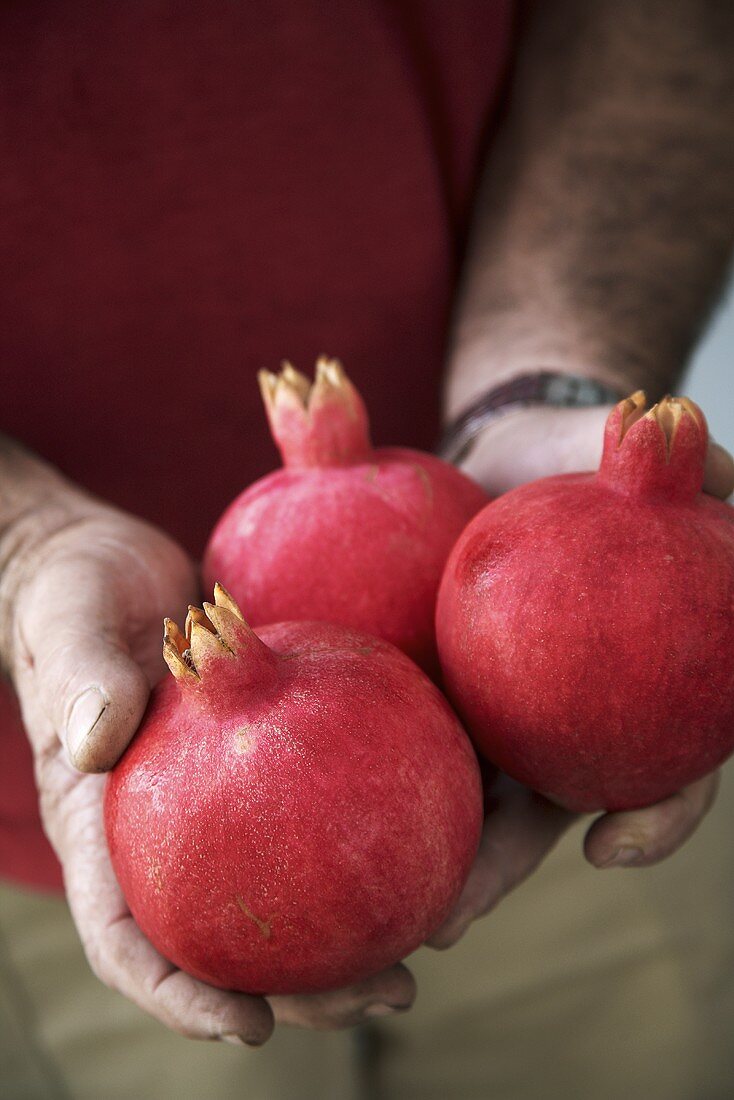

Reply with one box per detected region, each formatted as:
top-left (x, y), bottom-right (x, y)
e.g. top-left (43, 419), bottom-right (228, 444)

top-left (258, 356), bottom-right (372, 468)
top-left (601, 391), bottom-right (707, 500)
top-left (163, 583), bottom-right (275, 686)
top-left (615, 391), bottom-right (703, 449)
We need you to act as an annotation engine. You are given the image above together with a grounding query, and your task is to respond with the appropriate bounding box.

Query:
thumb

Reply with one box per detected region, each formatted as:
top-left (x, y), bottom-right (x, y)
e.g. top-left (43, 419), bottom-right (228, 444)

top-left (14, 556), bottom-right (151, 772)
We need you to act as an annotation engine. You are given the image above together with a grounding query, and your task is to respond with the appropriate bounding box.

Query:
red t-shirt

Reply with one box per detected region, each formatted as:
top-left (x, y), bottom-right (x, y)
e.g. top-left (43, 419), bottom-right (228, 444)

top-left (0, 2), bottom-right (515, 890)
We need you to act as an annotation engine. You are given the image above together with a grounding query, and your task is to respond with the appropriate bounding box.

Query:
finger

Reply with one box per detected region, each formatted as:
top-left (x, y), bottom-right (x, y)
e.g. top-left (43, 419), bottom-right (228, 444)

top-left (427, 777), bottom-right (576, 949)
top-left (14, 555), bottom-right (152, 771)
top-left (61, 772), bottom-right (274, 1045)
top-left (270, 964), bottom-right (416, 1029)
top-left (584, 772), bottom-right (720, 869)
top-left (91, 914), bottom-right (274, 1045)
top-left (703, 442), bottom-right (734, 500)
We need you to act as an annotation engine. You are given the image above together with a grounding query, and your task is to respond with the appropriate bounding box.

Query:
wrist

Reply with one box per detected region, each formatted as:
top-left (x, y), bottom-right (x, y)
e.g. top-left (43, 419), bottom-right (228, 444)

top-left (440, 369), bottom-right (627, 468)
top-left (0, 434), bottom-right (84, 516)
top-left (0, 441), bottom-right (94, 673)
top-left (444, 337), bottom-right (641, 425)
top-left (457, 404), bottom-right (613, 497)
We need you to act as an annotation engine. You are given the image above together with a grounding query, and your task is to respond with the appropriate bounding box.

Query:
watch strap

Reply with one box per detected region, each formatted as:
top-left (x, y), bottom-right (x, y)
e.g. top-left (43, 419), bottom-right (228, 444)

top-left (438, 371), bottom-right (625, 464)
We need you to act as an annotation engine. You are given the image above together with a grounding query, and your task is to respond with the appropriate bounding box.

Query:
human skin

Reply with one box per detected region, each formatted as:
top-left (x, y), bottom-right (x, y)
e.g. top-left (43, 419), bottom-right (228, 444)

top-left (1, 0), bottom-right (733, 1038)
top-left (430, 0), bottom-right (734, 947)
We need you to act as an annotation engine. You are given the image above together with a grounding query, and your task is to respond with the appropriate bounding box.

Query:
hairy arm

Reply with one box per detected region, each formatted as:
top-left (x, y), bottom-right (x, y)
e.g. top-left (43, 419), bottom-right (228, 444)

top-left (0, 436), bottom-right (98, 675)
top-left (447, 0), bottom-right (734, 416)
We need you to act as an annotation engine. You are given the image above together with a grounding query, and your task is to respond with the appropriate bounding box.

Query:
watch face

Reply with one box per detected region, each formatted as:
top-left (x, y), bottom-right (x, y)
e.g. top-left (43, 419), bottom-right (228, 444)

top-left (545, 376), bottom-right (621, 407)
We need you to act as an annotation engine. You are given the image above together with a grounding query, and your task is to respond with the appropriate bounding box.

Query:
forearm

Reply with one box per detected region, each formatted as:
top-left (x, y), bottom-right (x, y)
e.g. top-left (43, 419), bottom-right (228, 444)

top-left (446, 0), bottom-right (734, 418)
top-left (0, 434), bottom-right (83, 525)
top-left (0, 434), bottom-right (92, 669)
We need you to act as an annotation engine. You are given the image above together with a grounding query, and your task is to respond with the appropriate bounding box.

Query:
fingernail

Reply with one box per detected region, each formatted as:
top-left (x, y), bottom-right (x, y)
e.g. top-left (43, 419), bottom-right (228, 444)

top-left (598, 846), bottom-right (644, 868)
top-left (364, 1003), bottom-right (409, 1018)
top-left (66, 688), bottom-right (107, 759)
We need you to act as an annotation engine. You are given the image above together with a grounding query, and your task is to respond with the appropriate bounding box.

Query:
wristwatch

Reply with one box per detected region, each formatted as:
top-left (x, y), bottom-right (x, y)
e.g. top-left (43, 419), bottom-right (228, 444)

top-left (438, 371), bottom-right (626, 465)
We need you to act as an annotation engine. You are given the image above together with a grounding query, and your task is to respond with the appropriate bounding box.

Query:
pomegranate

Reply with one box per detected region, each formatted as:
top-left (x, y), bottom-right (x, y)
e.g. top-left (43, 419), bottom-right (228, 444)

top-left (202, 358), bottom-right (488, 675)
top-left (105, 584), bottom-right (482, 995)
top-left (436, 392), bottom-right (734, 812)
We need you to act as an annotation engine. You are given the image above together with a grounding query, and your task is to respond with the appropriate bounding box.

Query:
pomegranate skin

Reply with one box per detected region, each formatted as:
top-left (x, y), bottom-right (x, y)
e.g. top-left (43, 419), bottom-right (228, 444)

top-left (436, 393), bottom-right (734, 812)
top-left (105, 592), bottom-right (482, 995)
top-left (203, 360), bottom-right (488, 675)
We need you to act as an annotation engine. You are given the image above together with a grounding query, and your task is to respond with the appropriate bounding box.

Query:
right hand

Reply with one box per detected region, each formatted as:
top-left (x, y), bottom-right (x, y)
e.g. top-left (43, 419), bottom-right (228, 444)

top-left (428, 402), bottom-right (734, 950)
top-left (0, 481), bottom-right (415, 1044)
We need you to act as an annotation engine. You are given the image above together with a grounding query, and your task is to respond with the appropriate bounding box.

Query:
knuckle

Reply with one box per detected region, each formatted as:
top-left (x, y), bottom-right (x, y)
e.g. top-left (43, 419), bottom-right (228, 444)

top-left (146, 967), bottom-right (178, 1004)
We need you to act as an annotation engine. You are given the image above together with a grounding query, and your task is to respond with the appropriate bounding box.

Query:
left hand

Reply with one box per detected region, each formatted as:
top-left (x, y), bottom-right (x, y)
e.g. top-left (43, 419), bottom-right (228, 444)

top-left (2, 494), bottom-right (414, 1039)
top-left (429, 403), bottom-right (734, 949)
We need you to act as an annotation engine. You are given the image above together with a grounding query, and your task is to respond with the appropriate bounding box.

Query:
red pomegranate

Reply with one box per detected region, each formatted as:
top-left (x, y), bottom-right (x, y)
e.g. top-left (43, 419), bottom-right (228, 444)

top-left (202, 359), bottom-right (488, 675)
top-left (436, 392), bottom-right (734, 812)
top-left (105, 585), bottom-right (482, 995)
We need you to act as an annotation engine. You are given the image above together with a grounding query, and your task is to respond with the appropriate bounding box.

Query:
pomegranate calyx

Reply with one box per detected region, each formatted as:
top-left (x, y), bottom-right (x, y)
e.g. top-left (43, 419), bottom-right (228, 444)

top-left (162, 583), bottom-right (275, 684)
top-left (189, 619), bottom-right (233, 666)
top-left (643, 395), bottom-right (703, 459)
top-left (617, 390), bottom-right (647, 442)
top-left (615, 392), bottom-right (704, 458)
top-left (600, 390), bottom-right (707, 501)
top-left (258, 357), bottom-right (372, 468)
top-left (258, 357), bottom-right (352, 417)
top-left (163, 618), bottom-right (198, 682)
top-left (258, 363), bottom-right (311, 422)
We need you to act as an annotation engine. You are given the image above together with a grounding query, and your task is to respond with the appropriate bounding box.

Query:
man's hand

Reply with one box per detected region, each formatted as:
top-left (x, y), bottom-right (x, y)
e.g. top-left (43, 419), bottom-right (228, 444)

top-left (437, 0), bottom-right (734, 951)
top-left (0, 474), bottom-right (414, 1041)
top-left (429, 404), bottom-right (734, 949)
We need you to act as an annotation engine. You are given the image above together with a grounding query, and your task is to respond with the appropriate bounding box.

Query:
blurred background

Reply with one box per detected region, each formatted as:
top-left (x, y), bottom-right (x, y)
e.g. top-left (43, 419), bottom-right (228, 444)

top-left (684, 278), bottom-right (734, 455)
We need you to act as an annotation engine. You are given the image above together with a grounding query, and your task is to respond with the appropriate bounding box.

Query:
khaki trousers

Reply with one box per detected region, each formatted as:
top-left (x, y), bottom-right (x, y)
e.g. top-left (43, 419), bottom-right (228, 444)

top-left (3, 763), bottom-right (734, 1100)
